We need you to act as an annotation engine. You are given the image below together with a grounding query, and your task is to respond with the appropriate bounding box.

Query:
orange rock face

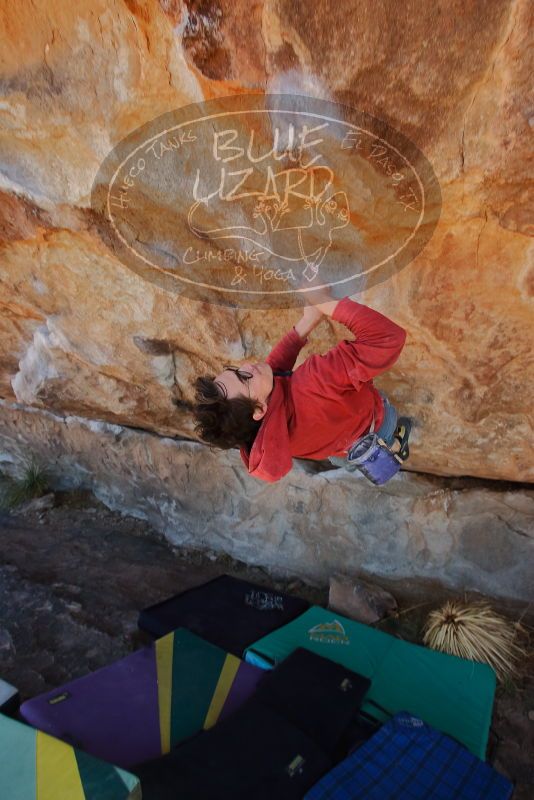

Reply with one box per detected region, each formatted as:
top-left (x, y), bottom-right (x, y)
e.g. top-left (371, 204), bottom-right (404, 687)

top-left (0, 0), bottom-right (532, 481)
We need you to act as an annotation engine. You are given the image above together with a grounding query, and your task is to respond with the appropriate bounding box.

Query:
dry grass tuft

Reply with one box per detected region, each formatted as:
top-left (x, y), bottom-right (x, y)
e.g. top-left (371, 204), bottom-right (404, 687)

top-left (422, 600), bottom-right (526, 682)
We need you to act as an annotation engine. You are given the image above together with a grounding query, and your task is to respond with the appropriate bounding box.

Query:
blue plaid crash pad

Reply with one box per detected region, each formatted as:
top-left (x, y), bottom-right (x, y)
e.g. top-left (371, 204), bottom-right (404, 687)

top-left (304, 712), bottom-right (513, 800)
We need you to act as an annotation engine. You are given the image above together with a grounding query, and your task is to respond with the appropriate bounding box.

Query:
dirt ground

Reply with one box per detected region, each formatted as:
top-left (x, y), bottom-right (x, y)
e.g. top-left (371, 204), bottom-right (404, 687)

top-left (0, 487), bottom-right (532, 798)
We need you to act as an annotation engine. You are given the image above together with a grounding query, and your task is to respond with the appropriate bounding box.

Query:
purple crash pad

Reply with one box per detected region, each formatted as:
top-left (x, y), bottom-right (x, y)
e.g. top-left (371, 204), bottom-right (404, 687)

top-left (20, 627), bottom-right (263, 768)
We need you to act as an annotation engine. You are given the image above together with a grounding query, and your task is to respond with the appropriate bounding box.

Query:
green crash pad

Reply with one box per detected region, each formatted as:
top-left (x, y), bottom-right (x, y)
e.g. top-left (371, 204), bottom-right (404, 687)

top-left (244, 606), bottom-right (496, 760)
top-left (0, 713), bottom-right (140, 800)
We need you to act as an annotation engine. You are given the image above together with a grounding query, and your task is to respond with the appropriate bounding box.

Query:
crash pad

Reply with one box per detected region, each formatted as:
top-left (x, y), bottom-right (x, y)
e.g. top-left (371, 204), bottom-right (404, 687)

top-left (0, 676), bottom-right (19, 716)
top-left (304, 712), bottom-right (513, 799)
top-left (135, 698), bottom-right (331, 800)
top-left (0, 712), bottom-right (140, 800)
top-left (138, 574), bottom-right (309, 656)
top-left (244, 606), bottom-right (496, 759)
top-left (20, 627), bottom-right (263, 768)
top-left (253, 647), bottom-right (371, 756)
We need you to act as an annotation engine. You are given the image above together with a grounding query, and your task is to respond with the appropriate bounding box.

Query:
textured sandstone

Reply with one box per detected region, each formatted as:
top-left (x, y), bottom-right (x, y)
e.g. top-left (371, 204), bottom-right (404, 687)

top-left (0, 0), bottom-right (532, 481)
top-left (1, 400), bottom-right (533, 601)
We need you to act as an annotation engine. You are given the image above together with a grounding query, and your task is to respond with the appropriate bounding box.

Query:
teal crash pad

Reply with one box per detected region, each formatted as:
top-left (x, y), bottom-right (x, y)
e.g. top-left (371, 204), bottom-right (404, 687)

top-left (244, 606), bottom-right (495, 760)
top-left (0, 712), bottom-right (140, 800)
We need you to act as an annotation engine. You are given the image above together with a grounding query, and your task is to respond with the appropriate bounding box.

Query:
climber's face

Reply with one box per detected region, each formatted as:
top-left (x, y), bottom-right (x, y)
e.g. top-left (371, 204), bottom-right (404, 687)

top-left (214, 361), bottom-right (274, 421)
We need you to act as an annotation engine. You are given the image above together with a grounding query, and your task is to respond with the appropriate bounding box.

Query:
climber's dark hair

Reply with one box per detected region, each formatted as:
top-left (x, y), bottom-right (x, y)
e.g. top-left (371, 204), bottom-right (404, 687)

top-left (192, 375), bottom-right (262, 451)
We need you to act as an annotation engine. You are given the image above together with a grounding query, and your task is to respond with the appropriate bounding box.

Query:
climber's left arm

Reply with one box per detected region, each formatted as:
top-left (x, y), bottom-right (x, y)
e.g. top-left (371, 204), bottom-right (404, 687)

top-left (265, 307), bottom-right (324, 372)
top-left (294, 306), bottom-right (324, 339)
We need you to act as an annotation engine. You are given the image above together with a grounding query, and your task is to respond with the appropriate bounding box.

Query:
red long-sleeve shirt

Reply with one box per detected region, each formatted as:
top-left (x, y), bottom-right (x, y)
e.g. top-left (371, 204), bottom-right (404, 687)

top-left (239, 297), bottom-right (407, 483)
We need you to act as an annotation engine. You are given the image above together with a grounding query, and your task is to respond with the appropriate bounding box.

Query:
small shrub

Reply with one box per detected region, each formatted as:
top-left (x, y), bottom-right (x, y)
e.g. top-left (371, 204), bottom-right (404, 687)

top-left (0, 455), bottom-right (51, 510)
top-left (422, 600), bottom-right (526, 683)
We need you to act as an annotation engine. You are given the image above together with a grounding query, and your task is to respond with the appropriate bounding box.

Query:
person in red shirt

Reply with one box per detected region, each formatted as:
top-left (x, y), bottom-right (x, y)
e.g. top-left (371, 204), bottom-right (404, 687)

top-left (193, 295), bottom-right (409, 483)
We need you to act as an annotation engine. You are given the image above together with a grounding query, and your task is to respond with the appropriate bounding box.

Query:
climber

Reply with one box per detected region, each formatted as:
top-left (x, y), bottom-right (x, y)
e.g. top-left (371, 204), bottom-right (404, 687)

top-left (192, 294), bottom-right (412, 484)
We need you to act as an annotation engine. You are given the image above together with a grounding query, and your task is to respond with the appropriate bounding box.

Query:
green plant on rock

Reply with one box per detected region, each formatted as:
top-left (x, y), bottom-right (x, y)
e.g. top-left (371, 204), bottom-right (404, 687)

top-left (0, 455), bottom-right (51, 511)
